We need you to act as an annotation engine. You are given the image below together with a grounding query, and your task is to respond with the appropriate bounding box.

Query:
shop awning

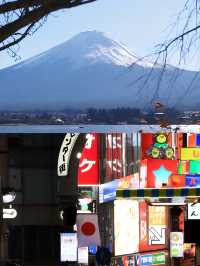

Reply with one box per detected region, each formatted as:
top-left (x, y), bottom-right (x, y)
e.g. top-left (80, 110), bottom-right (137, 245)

top-left (116, 187), bottom-right (200, 199)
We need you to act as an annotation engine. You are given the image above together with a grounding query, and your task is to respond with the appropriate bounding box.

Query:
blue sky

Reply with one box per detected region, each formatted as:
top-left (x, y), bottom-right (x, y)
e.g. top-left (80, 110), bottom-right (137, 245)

top-left (0, 0), bottom-right (185, 70)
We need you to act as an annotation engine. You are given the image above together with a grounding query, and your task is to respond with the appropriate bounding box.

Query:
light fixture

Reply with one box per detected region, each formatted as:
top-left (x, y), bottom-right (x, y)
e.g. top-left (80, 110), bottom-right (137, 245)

top-left (148, 202), bottom-right (186, 206)
top-left (76, 152), bottom-right (82, 159)
top-left (2, 188), bottom-right (16, 203)
top-left (3, 208), bottom-right (17, 219)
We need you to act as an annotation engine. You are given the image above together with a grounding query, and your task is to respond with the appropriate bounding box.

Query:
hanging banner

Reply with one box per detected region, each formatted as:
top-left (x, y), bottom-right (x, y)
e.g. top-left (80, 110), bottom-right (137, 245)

top-left (77, 214), bottom-right (101, 247)
top-left (78, 133), bottom-right (99, 185)
top-left (170, 232), bottom-right (184, 257)
top-left (57, 133), bottom-right (79, 176)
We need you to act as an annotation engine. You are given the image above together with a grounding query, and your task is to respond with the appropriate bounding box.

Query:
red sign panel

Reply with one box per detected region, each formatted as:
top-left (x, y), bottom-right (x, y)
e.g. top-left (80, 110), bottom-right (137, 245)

top-left (141, 133), bottom-right (172, 160)
top-left (143, 159), bottom-right (179, 188)
top-left (78, 133), bottom-right (99, 185)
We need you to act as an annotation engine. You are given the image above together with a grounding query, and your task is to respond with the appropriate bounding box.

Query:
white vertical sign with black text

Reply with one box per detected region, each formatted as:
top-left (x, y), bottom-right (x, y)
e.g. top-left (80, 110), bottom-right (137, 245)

top-left (57, 133), bottom-right (79, 176)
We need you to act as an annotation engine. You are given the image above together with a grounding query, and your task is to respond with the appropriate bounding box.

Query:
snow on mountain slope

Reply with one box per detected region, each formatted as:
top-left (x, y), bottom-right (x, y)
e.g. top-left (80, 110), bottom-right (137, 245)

top-left (12, 31), bottom-right (153, 70)
top-left (0, 31), bottom-right (199, 111)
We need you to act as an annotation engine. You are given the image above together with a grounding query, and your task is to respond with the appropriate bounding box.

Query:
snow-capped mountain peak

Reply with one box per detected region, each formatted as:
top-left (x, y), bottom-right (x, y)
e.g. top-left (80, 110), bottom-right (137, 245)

top-left (12, 31), bottom-right (153, 69)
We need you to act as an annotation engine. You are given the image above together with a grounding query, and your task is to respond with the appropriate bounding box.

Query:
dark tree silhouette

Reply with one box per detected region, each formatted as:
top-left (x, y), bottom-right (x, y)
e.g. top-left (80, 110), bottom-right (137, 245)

top-left (0, 0), bottom-right (97, 55)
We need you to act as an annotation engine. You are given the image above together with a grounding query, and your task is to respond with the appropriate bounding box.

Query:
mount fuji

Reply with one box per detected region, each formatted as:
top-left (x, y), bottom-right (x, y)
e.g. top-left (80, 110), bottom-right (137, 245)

top-left (0, 31), bottom-right (199, 111)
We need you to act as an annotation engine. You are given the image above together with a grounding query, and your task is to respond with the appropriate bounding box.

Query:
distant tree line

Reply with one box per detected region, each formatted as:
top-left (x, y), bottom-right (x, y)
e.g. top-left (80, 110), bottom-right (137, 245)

top-left (86, 107), bottom-right (183, 124)
top-left (87, 107), bottom-right (141, 123)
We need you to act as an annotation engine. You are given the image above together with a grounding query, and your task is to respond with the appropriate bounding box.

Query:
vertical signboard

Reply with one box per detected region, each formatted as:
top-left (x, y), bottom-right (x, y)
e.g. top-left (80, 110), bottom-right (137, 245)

top-left (188, 203), bottom-right (200, 219)
top-left (60, 233), bottom-right (77, 262)
top-left (148, 206), bottom-right (166, 245)
top-left (78, 133), bottom-right (99, 185)
top-left (105, 133), bottom-right (123, 181)
top-left (139, 202), bottom-right (167, 252)
top-left (78, 247), bottom-right (88, 264)
top-left (57, 133), bottom-right (79, 176)
top-left (114, 200), bottom-right (139, 256)
top-left (170, 232), bottom-right (184, 257)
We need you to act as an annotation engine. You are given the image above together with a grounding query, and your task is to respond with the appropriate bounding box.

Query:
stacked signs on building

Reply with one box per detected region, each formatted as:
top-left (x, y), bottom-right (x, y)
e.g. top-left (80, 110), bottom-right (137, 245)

top-left (78, 133), bottom-right (99, 185)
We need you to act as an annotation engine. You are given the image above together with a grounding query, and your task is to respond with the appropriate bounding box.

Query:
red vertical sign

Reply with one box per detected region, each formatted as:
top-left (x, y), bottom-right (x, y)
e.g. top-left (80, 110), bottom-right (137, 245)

top-left (105, 133), bottom-right (123, 181)
top-left (78, 133), bottom-right (99, 185)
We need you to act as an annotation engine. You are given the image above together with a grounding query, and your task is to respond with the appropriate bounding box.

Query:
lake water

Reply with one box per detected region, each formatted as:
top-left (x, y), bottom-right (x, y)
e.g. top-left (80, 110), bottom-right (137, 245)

top-left (0, 124), bottom-right (198, 133)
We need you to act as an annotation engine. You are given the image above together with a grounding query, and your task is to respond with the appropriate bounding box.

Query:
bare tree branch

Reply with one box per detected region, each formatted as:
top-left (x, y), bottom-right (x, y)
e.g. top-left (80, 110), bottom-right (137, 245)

top-left (0, 0), bottom-right (97, 53)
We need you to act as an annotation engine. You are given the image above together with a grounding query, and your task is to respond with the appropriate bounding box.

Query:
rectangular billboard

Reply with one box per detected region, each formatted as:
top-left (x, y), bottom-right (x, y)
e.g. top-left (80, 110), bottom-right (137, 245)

top-left (114, 199), bottom-right (139, 256)
top-left (186, 174), bottom-right (200, 187)
top-left (170, 232), bottom-right (184, 257)
top-left (143, 159), bottom-right (178, 188)
top-left (60, 233), bottom-right (77, 262)
top-left (181, 148), bottom-right (200, 161)
top-left (78, 133), bottom-right (99, 185)
top-left (188, 203), bottom-right (200, 219)
top-left (99, 180), bottom-right (118, 203)
top-left (78, 247), bottom-right (88, 264)
top-left (148, 206), bottom-right (166, 245)
top-left (139, 202), bottom-right (167, 252)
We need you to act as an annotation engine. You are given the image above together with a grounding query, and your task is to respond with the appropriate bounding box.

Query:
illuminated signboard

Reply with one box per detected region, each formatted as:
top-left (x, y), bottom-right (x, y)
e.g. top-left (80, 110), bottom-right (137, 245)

top-left (186, 175), bottom-right (200, 187)
top-left (60, 233), bottom-right (77, 262)
top-left (140, 252), bottom-right (166, 266)
top-left (3, 208), bottom-right (17, 219)
top-left (78, 133), bottom-right (99, 185)
top-left (105, 133), bottom-right (124, 181)
top-left (78, 247), bottom-right (88, 264)
top-left (142, 159), bottom-right (178, 188)
top-left (188, 203), bottom-right (200, 220)
top-left (190, 160), bottom-right (200, 174)
top-left (148, 206), bottom-right (166, 245)
top-left (114, 200), bottom-right (139, 256)
top-left (181, 148), bottom-right (200, 161)
top-left (170, 232), bottom-right (184, 257)
top-left (99, 180), bottom-right (118, 203)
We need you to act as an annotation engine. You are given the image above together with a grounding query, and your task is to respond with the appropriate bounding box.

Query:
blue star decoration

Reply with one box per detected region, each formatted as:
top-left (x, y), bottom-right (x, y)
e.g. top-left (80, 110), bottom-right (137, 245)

top-left (153, 165), bottom-right (172, 187)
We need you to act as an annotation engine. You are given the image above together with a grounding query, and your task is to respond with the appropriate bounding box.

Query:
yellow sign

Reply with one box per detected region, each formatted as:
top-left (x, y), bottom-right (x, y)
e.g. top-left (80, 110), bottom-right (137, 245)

top-left (181, 148), bottom-right (200, 160)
